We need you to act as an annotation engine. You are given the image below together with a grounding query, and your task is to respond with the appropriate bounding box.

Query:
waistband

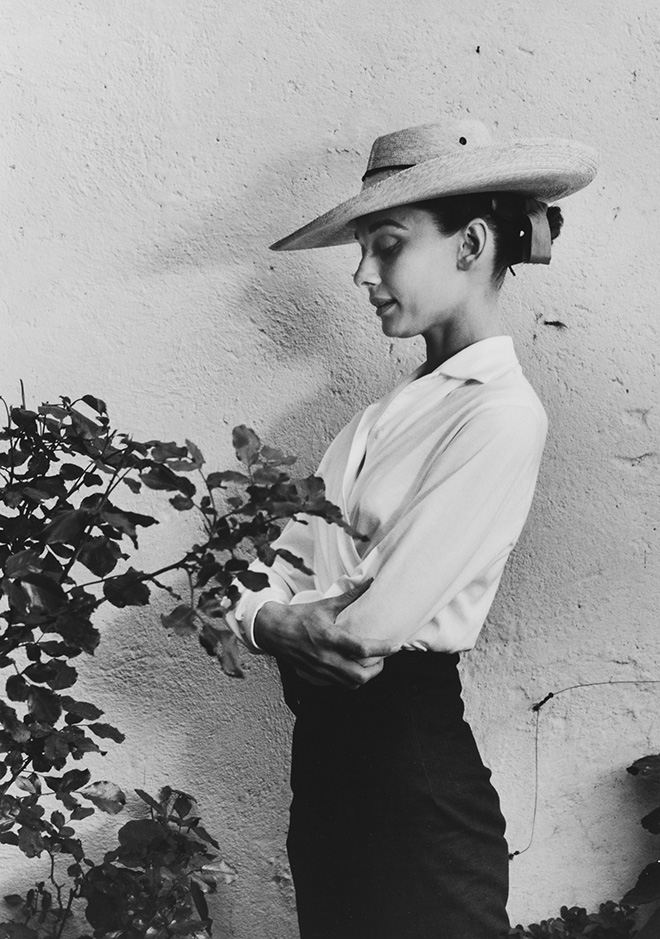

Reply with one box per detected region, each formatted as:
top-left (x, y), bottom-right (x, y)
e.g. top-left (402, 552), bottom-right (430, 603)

top-left (277, 651), bottom-right (462, 715)
top-left (380, 649), bottom-right (460, 679)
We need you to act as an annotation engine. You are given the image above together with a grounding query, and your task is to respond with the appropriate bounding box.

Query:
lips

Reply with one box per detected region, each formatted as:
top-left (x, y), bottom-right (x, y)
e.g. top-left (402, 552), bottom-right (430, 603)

top-left (371, 298), bottom-right (397, 316)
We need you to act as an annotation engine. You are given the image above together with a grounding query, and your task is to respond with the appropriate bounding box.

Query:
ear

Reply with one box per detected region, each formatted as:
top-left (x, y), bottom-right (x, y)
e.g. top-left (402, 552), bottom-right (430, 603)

top-left (456, 219), bottom-right (490, 271)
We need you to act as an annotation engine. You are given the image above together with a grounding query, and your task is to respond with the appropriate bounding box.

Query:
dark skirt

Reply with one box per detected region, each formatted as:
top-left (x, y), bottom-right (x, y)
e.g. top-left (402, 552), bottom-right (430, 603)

top-left (278, 651), bottom-right (510, 939)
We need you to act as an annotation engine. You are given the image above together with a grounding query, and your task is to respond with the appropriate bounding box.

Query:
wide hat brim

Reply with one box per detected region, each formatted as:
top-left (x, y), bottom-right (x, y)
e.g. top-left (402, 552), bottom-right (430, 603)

top-left (270, 138), bottom-right (598, 252)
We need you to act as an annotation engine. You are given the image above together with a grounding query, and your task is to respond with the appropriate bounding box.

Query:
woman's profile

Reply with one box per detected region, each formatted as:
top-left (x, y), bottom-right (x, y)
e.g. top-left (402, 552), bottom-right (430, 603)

top-left (227, 118), bottom-right (597, 939)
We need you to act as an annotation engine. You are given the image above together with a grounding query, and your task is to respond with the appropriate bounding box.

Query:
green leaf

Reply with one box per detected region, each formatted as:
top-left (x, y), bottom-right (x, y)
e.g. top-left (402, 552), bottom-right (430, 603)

top-left (185, 439), bottom-right (205, 466)
top-left (59, 462), bottom-right (85, 480)
top-left (42, 509), bottom-right (89, 544)
top-left (60, 697), bottom-right (103, 720)
top-left (69, 408), bottom-right (102, 440)
top-left (3, 550), bottom-right (43, 581)
top-left (235, 570), bottom-right (270, 591)
top-left (5, 675), bottom-right (30, 702)
top-left (134, 788), bottom-right (163, 814)
top-left (197, 592), bottom-right (226, 618)
top-left (0, 833), bottom-right (20, 845)
top-left (14, 574), bottom-right (67, 615)
top-left (117, 817), bottom-right (164, 849)
top-left (70, 804), bottom-right (95, 821)
top-left (10, 407), bottom-right (38, 427)
top-left (88, 722), bottom-right (125, 743)
top-left (38, 404), bottom-right (68, 421)
top-left (257, 543), bottom-right (277, 566)
top-left (44, 768), bottom-right (91, 793)
top-left (53, 614), bottom-right (101, 654)
top-left (169, 494), bottom-right (194, 511)
top-left (199, 624), bottom-right (244, 678)
top-left (100, 507), bottom-right (158, 543)
top-left (0, 451), bottom-right (29, 473)
top-left (27, 687), bottom-right (62, 724)
top-left (232, 425), bottom-right (261, 466)
top-left (38, 640), bottom-right (80, 658)
top-left (641, 806), bottom-right (660, 834)
top-left (122, 476), bottom-right (141, 494)
top-left (206, 470), bottom-right (249, 489)
top-left (189, 879), bottom-right (209, 922)
top-left (191, 824), bottom-right (220, 850)
top-left (103, 569), bottom-right (150, 608)
top-left (0, 795), bottom-right (21, 830)
top-left (252, 464), bottom-right (285, 484)
top-left (15, 776), bottom-right (40, 795)
top-left (260, 445), bottom-right (297, 466)
top-left (161, 605), bottom-right (197, 636)
top-left (24, 660), bottom-right (77, 690)
top-left (81, 781), bottom-right (126, 815)
top-left (0, 923), bottom-right (39, 939)
top-left (81, 395), bottom-right (107, 414)
top-left (43, 730), bottom-right (71, 764)
top-left (149, 440), bottom-right (189, 463)
top-left (17, 825), bottom-right (45, 858)
top-left (77, 536), bottom-right (124, 576)
top-left (140, 464), bottom-right (196, 497)
top-left (3, 895), bottom-right (24, 908)
top-left (628, 755), bottom-right (660, 782)
top-left (623, 860), bottom-right (660, 905)
top-left (23, 476), bottom-right (68, 503)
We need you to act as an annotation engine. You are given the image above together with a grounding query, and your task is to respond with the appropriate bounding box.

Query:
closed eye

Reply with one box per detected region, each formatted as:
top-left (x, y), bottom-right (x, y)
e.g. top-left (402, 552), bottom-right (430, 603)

top-left (374, 238), bottom-right (401, 258)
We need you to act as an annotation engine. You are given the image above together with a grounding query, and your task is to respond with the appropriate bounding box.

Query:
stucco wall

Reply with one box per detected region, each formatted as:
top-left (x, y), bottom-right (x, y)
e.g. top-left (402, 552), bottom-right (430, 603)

top-left (2, 0), bottom-right (660, 934)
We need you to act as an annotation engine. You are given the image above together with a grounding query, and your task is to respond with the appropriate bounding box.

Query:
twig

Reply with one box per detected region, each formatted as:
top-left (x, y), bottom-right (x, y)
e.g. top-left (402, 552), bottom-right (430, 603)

top-left (510, 677), bottom-right (660, 859)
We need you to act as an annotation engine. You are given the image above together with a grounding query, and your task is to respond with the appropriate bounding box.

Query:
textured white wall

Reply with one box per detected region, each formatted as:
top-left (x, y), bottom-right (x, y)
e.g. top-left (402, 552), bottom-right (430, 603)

top-left (2, 0), bottom-right (660, 933)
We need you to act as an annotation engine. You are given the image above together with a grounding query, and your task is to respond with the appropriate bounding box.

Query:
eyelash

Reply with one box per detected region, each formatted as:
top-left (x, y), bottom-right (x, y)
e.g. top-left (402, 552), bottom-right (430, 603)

top-left (375, 240), bottom-right (400, 258)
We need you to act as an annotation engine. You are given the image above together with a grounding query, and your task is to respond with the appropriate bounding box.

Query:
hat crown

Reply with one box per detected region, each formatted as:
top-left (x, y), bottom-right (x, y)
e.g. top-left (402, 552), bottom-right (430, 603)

top-left (270, 119), bottom-right (598, 251)
top-left (365, 119), bottom-right (494, 178)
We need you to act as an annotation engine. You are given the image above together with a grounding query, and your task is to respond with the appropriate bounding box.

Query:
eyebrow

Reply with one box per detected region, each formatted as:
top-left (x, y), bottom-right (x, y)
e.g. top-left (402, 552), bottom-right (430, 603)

top-left (354, 219), bottom-right (408, 239)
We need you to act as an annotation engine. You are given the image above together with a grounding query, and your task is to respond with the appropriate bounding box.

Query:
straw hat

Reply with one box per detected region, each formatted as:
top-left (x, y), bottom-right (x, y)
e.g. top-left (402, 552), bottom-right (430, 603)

top-left (270, 119), bottom-right (598, 252)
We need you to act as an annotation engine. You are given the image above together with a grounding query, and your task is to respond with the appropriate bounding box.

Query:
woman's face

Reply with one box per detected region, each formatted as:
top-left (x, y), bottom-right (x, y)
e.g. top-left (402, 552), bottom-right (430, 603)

top-left (353, 205), bottom-right (468, 340)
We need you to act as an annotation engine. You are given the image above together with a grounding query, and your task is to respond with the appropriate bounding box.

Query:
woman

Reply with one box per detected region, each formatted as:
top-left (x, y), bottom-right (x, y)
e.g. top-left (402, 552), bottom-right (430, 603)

top-left (228, 119), bottom-right (597, 939)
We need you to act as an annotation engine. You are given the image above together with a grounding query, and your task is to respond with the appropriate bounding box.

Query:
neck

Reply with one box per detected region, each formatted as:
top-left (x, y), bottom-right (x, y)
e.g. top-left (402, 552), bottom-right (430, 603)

top-left (423, 294), bottom-right (502, 373)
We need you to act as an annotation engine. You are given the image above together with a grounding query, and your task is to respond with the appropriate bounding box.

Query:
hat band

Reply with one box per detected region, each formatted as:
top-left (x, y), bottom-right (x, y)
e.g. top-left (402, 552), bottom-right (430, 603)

top-left (361, 163), bottom-right (415, 187)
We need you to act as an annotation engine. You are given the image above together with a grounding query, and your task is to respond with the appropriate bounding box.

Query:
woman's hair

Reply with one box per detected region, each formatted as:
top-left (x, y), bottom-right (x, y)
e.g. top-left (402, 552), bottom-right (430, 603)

top-left (414, 193), bottom-right (564, 288)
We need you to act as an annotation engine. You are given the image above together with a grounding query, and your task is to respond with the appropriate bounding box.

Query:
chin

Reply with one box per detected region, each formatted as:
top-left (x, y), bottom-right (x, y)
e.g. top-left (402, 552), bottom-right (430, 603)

top-left (379, 320), bottom-right (414, 339)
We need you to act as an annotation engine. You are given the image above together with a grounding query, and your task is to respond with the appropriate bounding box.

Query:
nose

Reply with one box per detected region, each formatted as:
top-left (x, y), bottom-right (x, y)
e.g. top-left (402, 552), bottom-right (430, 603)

top-left (353, 252), bottom-right (380, 288)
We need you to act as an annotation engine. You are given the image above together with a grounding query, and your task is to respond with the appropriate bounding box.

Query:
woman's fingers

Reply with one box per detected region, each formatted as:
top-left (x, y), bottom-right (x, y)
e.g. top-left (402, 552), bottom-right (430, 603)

top-left (254, 587), bottom-right (394, 687)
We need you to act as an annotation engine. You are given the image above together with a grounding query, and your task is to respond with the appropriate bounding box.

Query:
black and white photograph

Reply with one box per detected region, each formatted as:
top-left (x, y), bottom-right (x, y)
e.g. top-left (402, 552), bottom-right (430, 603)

top-left (1, 2), bottom-right (659, 937)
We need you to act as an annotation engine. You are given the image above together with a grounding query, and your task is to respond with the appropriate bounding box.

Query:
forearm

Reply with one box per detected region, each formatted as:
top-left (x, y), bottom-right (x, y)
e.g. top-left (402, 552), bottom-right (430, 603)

top-left (253, 588), bottom-right (393, 688)
top-left (253, 601), bottom-right (294, 656)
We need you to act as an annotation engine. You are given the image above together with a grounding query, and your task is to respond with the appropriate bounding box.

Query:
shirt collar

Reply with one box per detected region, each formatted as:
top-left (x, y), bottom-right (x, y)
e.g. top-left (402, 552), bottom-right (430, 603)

top-left (430, 335), bottom-right (519, 384)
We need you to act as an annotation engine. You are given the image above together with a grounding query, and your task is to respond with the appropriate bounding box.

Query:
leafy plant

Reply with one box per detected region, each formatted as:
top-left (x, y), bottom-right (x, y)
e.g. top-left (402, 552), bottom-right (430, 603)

top-left (509, 902), bottom-right (638, 938)
top-left (0, 393), bottom-right (352, 936)
top-left (510, 754), bottom-right (660, 939)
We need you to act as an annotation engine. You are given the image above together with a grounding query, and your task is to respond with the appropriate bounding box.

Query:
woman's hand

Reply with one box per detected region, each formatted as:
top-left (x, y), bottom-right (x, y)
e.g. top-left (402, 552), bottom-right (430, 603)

top-left (253, 582), bottom-right (395, 688)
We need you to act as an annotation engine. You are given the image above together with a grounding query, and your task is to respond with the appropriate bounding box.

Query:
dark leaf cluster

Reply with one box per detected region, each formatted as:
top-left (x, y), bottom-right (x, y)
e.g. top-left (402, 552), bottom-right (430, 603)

top-left (509, 903), bottom-right (638, 938)
top-left (515, 753), bottom-right (660, 939)
top-left (0, 394), bottom-right (351, 936)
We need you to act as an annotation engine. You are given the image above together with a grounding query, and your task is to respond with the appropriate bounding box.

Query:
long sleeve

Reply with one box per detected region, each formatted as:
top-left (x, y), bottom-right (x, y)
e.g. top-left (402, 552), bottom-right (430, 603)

top-left (226, 512), bottom-right (317, 652)
top-left (333, 402), bottom-right (546, 649)
top-left (226, 337), bottom-right (548, 656)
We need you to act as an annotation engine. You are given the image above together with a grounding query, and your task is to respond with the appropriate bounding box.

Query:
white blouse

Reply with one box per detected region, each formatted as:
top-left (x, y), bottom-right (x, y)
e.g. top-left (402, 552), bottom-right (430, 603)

top-left (228, 336), bottom-right (547, 655)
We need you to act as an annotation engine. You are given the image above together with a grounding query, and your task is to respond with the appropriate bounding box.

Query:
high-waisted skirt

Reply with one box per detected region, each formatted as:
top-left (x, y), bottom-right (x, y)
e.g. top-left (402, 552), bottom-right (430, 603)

top-left (278, 651), bottom-right (510, 939)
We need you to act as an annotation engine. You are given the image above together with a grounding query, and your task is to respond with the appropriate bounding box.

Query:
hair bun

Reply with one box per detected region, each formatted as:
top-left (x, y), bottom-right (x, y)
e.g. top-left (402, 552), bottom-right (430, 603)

top-left (546, 205), bottom-right (564, 242)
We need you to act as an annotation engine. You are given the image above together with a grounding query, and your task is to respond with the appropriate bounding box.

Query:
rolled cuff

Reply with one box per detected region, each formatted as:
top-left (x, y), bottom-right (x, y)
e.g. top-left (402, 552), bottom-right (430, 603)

top-left (228, 588), bottom-right (290, 654)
